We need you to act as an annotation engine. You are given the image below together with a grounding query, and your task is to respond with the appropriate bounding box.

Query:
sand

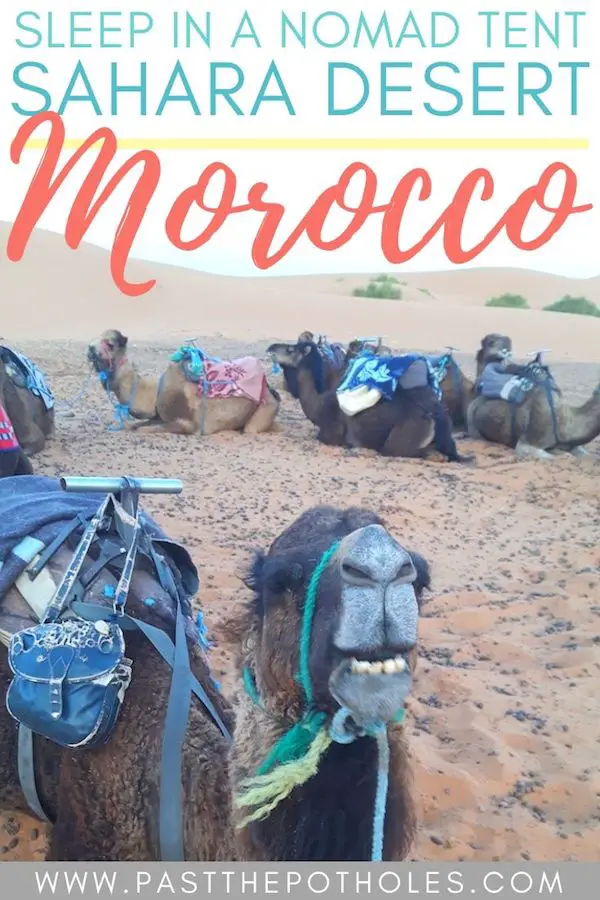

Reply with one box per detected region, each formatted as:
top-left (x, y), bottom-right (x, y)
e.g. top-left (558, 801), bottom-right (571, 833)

top-left (1, 226), bottom-right (599, 862)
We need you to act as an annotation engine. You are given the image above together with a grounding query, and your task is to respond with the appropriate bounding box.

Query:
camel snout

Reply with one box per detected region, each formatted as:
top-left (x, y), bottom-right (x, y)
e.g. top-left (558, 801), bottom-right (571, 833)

top-left (333, 525), bottom-right (419, 655)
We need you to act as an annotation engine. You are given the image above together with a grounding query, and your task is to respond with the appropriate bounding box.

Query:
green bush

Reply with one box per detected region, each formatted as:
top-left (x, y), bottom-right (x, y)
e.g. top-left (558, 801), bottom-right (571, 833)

top-left (372, 274), bottom-right (400, 284)
top-left (543, 295), bottom-right (600, 317)
top-left (485, 293), bottom-right (529, 309)
top-left (353, 279), bottom-right (402, 300)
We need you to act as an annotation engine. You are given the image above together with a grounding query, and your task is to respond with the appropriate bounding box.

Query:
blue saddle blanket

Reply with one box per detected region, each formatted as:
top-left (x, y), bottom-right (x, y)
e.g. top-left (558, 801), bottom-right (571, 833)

top-left (337, 353), bottom-right (441, 400)
top-left (0, 347), bottom-right (54, 410)
top-left (0, 476), bottom-right (199, 603)
top-left (477, 363), bottom-right (535, 405)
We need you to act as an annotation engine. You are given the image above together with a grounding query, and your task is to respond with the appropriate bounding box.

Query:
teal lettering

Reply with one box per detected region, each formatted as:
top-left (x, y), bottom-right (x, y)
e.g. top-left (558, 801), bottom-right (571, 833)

top-left (251, 62), bottom-right (294, 115)
top-left (58, 62), bottom-right (101, 114)
top-left (518, 63), bottom-right (552, 115)
top-left (431, 12), bottom-right (459, 48)
top-left (381, 63), bottom-right (412, 115)
top-left (15, 11), bottom-right (42, 48)
top-left (232, 11), bottom-right (260, 47)
top-left (210, 63), bottom-right (244, 115)
top-left (12, 62), bottom-right (50, 115)
top-left (558, 62), bottom-right (589, 114)
top-left (424, 63), bottom-right (463, 116)
top-left (395, 12), bottom-right (425, 47)
top-left (473, 62), bottom-right (505, 115)
top-left (156, 62), bottom-right (200, 115)
top-left (328, 63), bottom-right (369, 115)
top-left (111, 62), bottom-right (147, 114)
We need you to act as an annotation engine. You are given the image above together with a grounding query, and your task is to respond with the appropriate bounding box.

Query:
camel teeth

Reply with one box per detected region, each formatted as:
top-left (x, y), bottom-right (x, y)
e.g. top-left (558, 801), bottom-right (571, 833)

top-left (350, 657), bottom-right (408, 675)
top-left (351, 659), bottom-right (370, 673)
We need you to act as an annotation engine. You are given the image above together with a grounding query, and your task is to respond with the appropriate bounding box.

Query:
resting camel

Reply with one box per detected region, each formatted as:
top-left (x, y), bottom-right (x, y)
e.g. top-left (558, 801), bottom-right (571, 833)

top-left (276, 331), bottom-right (347, 396)
top-left (87, 330), bottom-right (280, 436)
top-left (0, 478), bottom-right (430, 861)
top-left (468, 335), bottom-right (599, 458)
top-left (0, 348), bottom-right (54, 455)
top-left (268, 340), bottom-right (473, 462)
top-left (0, 399), bottom-right (33, 477)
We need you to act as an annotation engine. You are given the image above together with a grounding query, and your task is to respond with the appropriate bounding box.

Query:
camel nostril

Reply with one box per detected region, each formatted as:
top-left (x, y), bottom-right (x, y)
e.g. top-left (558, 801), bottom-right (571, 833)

top-left (341, 561), bottom-right (374, 583)
top-left (393, 561), bottom-right (417, 583)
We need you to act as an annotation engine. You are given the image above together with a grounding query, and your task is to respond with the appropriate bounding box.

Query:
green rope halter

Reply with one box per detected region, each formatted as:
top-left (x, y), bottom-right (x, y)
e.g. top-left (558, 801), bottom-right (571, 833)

top-left (250, 540), bottom-right (341, 777)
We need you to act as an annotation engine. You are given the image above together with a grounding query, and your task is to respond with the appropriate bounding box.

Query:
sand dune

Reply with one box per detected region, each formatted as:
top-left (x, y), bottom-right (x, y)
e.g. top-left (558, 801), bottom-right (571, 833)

top-left (2, 223), bottom-right (600, 363)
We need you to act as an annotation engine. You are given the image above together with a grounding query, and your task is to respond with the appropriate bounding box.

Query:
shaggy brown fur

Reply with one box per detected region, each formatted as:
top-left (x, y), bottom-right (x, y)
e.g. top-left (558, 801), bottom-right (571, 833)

top-left (87, 330), bottom-right (280, 436)
top-left (0, 537), bottom-right (234, 861)
top-left (0, 355), bottom-right (54, 455)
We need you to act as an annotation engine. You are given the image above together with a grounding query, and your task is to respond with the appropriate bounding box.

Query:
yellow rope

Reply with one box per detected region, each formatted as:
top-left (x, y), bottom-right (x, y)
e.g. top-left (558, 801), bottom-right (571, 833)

top-left (234, 727), bottom-right (333, 828)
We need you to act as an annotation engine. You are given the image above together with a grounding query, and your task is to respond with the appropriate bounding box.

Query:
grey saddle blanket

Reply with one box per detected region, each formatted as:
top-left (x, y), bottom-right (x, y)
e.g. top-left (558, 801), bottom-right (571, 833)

top-left (478, 364), bottom-right (534, 405)
top-left (0, 476), bottom-right (199, 603)
top-left (0, 346), bottom-right (55, 410)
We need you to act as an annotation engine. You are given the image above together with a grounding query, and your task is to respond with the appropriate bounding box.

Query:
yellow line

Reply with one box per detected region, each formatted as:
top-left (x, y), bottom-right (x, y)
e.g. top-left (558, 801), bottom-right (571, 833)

top-left (23, 136), bottom-right (589, 151)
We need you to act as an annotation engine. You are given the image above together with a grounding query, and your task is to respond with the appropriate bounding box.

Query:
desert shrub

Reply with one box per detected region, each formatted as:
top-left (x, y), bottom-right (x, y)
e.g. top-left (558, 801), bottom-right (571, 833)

top-left (353, 279), bottom-right (402, 300)
top-left (372, 274), bottom-right (400, 284)
top-left (485, 293), bottom-right (529, 309)
top-left (543, 295), bottom-right (600, 317)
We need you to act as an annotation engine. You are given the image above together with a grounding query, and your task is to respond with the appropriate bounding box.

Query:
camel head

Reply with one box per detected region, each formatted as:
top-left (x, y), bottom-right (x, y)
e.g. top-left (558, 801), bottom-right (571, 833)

top-left (87, 329), bottom-right (129, 375)
top-left (346, 337), bottom-right (392, 361)
top-left (476, 333), bottom-right (513, 374)
top-left (267, 340), bottom-right (327, 395)
top-left (241, 506), bottom-right (431, 729)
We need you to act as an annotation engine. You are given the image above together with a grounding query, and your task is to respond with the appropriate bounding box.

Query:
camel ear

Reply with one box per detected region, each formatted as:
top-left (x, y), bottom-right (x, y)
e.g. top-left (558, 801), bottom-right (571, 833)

top-left (409, 551), bottom-right (431, 606)
top-left (117, 333), bottom-right (128, 349)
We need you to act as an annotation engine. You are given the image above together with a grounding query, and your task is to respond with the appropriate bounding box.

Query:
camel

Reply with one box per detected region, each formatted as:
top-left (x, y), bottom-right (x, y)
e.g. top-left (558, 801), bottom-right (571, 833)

top-left (87, 330), bottom-right (280, 436)
top-left (0, 399), bottom-right (33, 477)
top-left (267, 340), bottom-right (473, 462)
top-left (0, 477), bottom-right (430, 861)
top-left (468, 337), bottom-right (598, 458)
top-left (0, 347), bottom-right (55, 455)
top-left (275, 331), bottom-right (347, 396)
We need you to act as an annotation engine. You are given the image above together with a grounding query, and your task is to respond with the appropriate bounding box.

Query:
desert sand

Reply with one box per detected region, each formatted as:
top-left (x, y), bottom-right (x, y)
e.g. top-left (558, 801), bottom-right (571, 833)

top-left (1, 224), bottom-right (599, 862)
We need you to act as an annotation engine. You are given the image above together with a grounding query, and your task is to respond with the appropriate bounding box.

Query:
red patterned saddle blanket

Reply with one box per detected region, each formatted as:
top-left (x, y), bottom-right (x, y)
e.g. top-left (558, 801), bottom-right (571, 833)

top-left (0, 402), bottom-right (19, 452)
top-left (195, 357), bottom-right (268, 405)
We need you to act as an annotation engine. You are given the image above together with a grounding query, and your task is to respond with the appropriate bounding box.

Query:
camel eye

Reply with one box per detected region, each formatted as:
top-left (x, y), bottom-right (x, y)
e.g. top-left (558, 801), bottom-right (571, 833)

top-left (105, 341), bottom-right (114, 350)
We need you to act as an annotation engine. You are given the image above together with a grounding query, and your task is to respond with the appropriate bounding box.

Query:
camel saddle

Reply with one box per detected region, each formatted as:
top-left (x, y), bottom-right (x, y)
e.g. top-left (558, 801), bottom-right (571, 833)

top-left (170, 345), bottom-right (268, 405)
top-left (0, 476), bottom-right (230, 859)
top-left (337, 354), bottom-right (438, 417)
top-left (0, 345), bottom-right (55, 410)
top-left (477, 363), bottom-right (536, 405)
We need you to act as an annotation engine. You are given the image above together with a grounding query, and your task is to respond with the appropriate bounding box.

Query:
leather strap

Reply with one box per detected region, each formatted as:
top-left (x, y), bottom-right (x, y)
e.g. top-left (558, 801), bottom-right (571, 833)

top-left (17, 726), bottom-right (50, 823)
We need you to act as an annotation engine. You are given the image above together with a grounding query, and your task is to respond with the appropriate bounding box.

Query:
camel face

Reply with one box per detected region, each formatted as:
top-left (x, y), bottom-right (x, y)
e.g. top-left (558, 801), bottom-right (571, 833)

top-left (266, 341), bottom-right (311, 369)
top-left (326, 524), bottom-right (419, 727)
top-left (87, 330), bottom-right (128, 375)
top-left (249, 508), bottom-right (429, 729)
top-left (477, 333), bottom-right (513, 369)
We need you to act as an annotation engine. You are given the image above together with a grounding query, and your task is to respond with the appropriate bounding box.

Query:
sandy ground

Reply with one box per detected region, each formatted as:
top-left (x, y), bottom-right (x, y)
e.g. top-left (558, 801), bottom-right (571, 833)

top-left (1, 229), bottom-right (599, 861)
